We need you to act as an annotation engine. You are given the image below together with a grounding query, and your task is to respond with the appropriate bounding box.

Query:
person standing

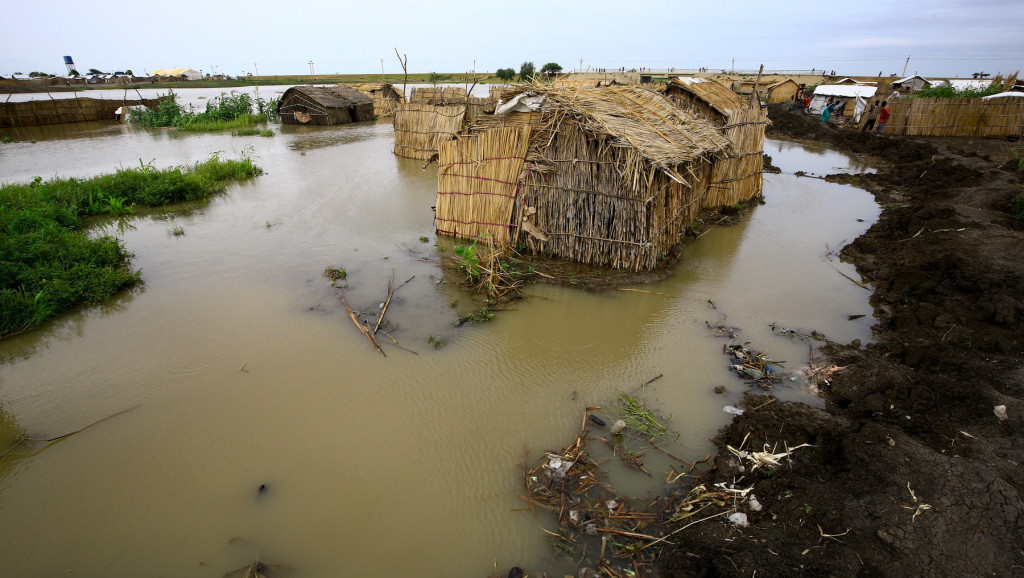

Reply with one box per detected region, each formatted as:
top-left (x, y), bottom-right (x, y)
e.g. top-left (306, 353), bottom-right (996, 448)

top-left (876, 100), bottom-right (891, 133)
top-left (862, 100), bottom-right (880, 131)
top-left (821, 98), bottom-right (836, 123)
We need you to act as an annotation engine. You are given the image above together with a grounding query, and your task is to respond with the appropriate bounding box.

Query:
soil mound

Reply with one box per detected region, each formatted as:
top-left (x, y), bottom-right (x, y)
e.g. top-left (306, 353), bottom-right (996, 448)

top-left (659, 105), bottom-right (1024, 577)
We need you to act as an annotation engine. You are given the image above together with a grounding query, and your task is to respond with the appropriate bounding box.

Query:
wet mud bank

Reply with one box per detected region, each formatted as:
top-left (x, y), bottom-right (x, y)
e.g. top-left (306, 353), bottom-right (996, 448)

top-left (659, 106), bottom-right (1024, 577)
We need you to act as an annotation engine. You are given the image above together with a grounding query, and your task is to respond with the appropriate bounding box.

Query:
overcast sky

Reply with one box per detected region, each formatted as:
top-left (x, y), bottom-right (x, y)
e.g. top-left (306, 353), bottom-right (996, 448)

top-left (4, 0), bottom-right (1022, 79)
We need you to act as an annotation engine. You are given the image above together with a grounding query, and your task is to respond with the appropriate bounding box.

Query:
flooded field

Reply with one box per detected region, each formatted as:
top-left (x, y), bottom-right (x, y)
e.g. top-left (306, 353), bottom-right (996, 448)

top-left (0, 94), bottom-right (878, 577)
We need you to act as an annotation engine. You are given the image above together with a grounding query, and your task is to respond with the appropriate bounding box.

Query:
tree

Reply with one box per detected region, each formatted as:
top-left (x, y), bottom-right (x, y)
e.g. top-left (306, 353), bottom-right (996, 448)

top-left (68, 69), bottom-right (79, 77)
top-left (88, 68), bottom-right (103, 75)
top-left (28, 71), bottom-right (52, 78)
top-left (495, 68), bottom-right (516, 83)
top-left (540, 62), bottom-right (563, 76)
top-left (518, 61), bottom-right (535, 82)
top-left (124, 69), bottom-right (133, 76)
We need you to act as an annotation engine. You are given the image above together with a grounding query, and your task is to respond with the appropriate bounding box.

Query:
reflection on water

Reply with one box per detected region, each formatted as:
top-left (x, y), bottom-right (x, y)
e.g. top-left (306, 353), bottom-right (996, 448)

top-left (768, 138), bottom-right (875, 176)
top-left (0, 110), bottom-right (878, 577)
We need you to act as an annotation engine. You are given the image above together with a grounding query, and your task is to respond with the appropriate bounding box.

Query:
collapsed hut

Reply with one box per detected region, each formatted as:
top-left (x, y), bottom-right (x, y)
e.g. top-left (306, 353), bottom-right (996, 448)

top-left (663, 77), bottom-right (767, 208)
top-left (392, 103), bottom-right (466, 160)
top-left (277, 86), bottom-right (374, 125)
top-left (434, 84), bottom-right (736, 270)
top-left (0, 96), bottom-right (162, 128)
top-left (349, 83), bottom-right (405, 117)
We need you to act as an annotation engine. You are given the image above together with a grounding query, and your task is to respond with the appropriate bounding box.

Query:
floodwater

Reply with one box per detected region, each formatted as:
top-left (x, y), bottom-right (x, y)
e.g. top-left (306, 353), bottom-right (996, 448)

top-left (0, 95), bottom-right (878, 577)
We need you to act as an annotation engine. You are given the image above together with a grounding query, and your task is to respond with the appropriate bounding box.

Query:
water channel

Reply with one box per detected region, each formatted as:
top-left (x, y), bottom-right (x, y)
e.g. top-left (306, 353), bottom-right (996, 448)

top-left (0, 90), bottom-right (878, 577)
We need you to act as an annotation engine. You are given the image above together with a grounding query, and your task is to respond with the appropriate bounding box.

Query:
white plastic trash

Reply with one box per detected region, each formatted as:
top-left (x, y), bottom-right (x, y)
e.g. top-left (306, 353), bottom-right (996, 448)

top-left (994, 405), bottom-right (1008, 421)
top-left (724, 406), bottom-right (745, 415)
top-left (728, 512), bottom-right (749, 527)
top-left (748, 495), bottom-right (763, 512)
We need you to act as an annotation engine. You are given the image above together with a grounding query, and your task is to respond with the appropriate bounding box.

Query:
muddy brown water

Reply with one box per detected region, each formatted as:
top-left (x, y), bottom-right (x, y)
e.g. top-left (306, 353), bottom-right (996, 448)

top-left (0, 96), bottom-right (878, 577)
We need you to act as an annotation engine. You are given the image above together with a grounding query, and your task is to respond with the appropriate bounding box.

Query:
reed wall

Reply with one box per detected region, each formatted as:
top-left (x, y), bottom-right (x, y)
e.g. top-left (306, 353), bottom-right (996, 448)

top-left (392, 103), bottom-right (466, 160)
top-left (435, 126), bottom-right (532, 245)
top-left (0, 97), bottom-right (160, 128)
top-left (886, 97), bottom-right (1024, 137)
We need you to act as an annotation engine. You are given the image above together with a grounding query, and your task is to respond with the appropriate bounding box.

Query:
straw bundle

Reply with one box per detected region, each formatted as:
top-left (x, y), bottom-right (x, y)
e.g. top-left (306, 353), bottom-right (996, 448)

top-left (392, 102), bottom-right (466, 160)
top-left (886, 97), bottom-right (1024, 137)
top-left (436, 126), bottom-right (532, 245)
top-left (0, 96), bottom-right (162, 128)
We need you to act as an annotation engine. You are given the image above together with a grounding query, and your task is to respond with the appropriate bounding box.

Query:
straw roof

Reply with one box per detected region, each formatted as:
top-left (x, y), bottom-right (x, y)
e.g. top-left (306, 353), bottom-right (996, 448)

top-left (281, 85), bottom-right (372, 109)
top-left (664, 77), bottom-right (747, 117)
top-left (501, 84), bottom-right (733, 184)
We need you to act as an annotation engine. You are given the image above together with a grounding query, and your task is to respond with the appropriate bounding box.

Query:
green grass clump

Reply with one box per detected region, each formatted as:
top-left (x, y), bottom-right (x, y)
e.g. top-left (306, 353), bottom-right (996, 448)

top-left (0, 153), bottom-right (262, 337)
top-left (606, 393), bottom-right (675, 440)
top-left (1010, 192), bottom-right (1024, 219)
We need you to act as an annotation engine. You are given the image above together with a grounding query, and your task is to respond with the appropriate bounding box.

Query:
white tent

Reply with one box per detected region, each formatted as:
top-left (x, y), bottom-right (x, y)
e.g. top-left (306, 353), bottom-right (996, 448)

top-left (809, 85), bottom-right (878, 114)
top-left (151, 68), bottom-right (203, 81)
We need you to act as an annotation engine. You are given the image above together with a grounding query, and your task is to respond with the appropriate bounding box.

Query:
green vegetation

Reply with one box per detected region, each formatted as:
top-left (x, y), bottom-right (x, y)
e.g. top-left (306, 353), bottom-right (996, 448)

top-left (453, 243), bottom-right (482, 282)
top-left (495, 68), bottom-right (516, 83)
top-left (233, 127), bottom-right (275, 137)
top-left (169, 226), bottom-right (185, 236)
top-left (519, 62), bottom-right (536, 82)
top-left (1010, 192), bottom-right (1024, 219)
top-left (606, 393), bottom-right (675, 440)
top-left (913, 82), bottom-right (1003, 99)
top-left (131, 90), bottom-right (280, 132)
top-left (540, 62), bottom-right (563, 76)
top-left (322, 266), bottom-right (347, 281)
top-left (0, 154), bottom-right (263, 337)
top-left (419, 236), bottom-right (429, 243)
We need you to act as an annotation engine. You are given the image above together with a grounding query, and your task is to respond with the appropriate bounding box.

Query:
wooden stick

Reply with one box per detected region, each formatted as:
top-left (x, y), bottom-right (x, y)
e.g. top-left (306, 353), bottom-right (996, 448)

top-left (336, 290), bottom-right (386, 357)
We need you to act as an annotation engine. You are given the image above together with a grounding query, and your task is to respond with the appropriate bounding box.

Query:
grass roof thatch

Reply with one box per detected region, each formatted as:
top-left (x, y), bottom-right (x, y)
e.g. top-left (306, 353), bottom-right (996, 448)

top-left (664, 77), bottom-right (747, 119)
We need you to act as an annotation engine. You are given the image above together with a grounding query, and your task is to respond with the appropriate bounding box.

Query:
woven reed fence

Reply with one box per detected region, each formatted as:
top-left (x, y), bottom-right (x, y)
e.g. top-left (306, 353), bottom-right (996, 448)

top-left (435, 126), bottom-right (532, 245)
top-left (0, 96), bottom-right (160, 128)
top-left (886, 97), bottom-right (1024, 137)
top-left (392, 102), bottom-right (466, 160)
top-left (410, 87), bottom-right (468, 104)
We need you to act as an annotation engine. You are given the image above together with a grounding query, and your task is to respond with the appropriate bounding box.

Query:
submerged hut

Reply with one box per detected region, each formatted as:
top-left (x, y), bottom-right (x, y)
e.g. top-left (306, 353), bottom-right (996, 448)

top-left (349, 83), bottom-right (405, 117)
top-left (277, 86), bottom-right (374, 125)
top-left (434, 85), bottom-right (735, 270)
top-left (663, 77), bottom-right (767, 207)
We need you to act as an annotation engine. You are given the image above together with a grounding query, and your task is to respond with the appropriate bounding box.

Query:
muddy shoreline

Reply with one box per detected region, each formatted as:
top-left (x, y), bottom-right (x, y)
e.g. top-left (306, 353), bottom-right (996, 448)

top-left (658, 105), bottom-right (1024, 577)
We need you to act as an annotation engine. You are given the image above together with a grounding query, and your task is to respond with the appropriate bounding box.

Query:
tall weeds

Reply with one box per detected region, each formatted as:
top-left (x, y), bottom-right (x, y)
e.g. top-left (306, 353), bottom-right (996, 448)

top-left (131, 91), bottom-right (280, 131)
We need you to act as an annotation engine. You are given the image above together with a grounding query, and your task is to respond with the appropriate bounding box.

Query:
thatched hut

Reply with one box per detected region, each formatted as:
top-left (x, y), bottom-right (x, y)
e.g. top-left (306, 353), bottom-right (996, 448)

top-left (277, 86), bottom-right (374, 125)
top-left (434, 85), bottom-right (735, 270)
top-left (764, 79), bottom-right (801, 104)
top-left (663, 77), bottom-right (767, 208)
top-left (393, 103), bottom-right (466, 160)
top-left (349, 83), bottom-right (405, 117)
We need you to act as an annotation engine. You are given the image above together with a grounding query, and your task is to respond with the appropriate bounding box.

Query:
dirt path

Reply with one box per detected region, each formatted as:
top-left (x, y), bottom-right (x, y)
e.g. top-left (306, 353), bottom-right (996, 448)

top-left (658, 106), bottom-right (1024, 577)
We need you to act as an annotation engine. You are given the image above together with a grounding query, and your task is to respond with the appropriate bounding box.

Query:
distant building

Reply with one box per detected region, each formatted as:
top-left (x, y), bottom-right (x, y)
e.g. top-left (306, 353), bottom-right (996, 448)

top-left (892, 75), bottom-right (932, 93)
top-left (150, 68), bottom-right (203, 81)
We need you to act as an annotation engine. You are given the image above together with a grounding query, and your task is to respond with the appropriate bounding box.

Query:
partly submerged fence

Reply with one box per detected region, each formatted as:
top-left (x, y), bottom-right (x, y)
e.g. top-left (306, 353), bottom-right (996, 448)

top-left (0, 96), bottom-right (161, 128)
top-left (886, 97), bottom-right (1024, 137)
